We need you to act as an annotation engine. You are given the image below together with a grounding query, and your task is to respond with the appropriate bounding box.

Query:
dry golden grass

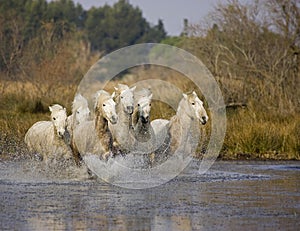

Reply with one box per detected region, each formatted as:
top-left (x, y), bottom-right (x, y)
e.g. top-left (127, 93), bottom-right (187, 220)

top-left (1, 62), bottom-right (299, 160)
top-left (221, 103), bottom-right (300, 160)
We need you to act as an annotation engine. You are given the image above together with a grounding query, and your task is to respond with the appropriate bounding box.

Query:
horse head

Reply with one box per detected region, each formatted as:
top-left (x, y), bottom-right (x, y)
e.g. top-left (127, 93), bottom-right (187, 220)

top-left (95, 90), bottom-right (118, 124)
top-left (75, 106), bottom-right (91, 125)
top-left (49, 104), bottom-right (68, 138)
top-left (114, 84), bottom-right (136, 114)
top-left (72, 94), bottom-right (90, 125)
top-left (136, 93), bottom-right (153, 124)
top-left (183, 91), bottom-right (208, 125)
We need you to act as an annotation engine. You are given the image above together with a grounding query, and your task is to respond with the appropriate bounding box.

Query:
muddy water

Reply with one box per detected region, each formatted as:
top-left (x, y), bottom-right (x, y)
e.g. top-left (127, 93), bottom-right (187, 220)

top-left (0, 160), bottom-right (299, 231)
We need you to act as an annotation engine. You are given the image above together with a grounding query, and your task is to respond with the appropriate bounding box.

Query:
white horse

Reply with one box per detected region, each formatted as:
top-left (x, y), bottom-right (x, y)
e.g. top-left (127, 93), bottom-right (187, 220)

top-left (67, 93), bottom-right (91, 164)
top-left (131, 88), bottom-right (156, 154)
top-left (73, 90), bottom-right (118, 160)
top-left (151, 91), bottom-right (209, 164)
top-left (108, 83), bottom-right (136, 152)
top-left (83, 92), bottom-right (208, 181)
top-left (67, 93), bottom-right (90, 131)
top-left (24, 104), bottom-right (73, 163)
top-left (85, 89), bottom-right (155, 171)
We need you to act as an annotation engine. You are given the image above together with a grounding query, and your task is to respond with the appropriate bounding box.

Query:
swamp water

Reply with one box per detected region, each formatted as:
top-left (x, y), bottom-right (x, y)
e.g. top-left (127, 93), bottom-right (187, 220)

top-left (0, 159), bottom-right (299, 230)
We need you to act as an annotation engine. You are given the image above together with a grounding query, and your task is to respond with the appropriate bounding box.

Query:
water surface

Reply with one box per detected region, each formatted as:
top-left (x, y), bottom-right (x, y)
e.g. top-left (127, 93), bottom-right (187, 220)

top-left (0, 160), bottom-right (299, 230)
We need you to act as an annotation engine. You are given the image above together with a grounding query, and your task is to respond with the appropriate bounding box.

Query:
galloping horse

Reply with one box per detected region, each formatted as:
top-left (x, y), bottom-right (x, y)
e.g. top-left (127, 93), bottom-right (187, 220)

top-left (131, 88), bottom-right (156, 154)
top-left (67, 93), bottom-right (91, 165)
top-left (24, 104), bottom-right (73, 163)
top-left (73, 90), bottom-right (118, 160)
top-left (152, 91), bottom-right (208, 164)
top-left (108, 84), bottom-right (136, 152)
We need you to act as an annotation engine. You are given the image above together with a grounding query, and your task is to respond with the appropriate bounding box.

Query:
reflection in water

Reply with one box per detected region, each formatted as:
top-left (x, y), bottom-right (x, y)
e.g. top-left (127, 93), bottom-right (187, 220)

top-left (0, 160), bottom-right (299, 230)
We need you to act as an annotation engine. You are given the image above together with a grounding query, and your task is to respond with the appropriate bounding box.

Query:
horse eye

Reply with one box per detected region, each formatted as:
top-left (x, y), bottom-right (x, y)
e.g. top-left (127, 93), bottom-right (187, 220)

top-left (191, 102), bottom-right (195, 105)
top-left (138, 104), bottom-right (140, 107)
top-left (53, 117), bottom-right (56, 120)
top-left (149, 104), bottom-right (152, 106)
top-left (103, 104), bottom-right (106, 107)
top-left (121, 96), bottom-right (124, 99)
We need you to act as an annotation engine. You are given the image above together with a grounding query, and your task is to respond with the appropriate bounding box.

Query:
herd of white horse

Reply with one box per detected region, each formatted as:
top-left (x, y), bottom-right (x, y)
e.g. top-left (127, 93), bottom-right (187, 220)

top-left (24, 83), bottom-right (209, 168)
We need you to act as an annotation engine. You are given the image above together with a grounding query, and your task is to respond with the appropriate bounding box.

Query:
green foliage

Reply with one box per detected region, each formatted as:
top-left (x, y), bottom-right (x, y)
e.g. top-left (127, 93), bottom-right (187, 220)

top-left (85, 0), bottom-right (166, 52)
top-left (161, 36), bottom-right (184, 47)
top-left (0, 0), bottom-right (167, 73)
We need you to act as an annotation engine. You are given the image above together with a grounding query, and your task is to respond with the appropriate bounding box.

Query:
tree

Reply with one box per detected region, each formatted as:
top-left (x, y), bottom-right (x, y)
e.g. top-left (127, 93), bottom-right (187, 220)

top-left (85, 0), bottom-right (166, 53)
top-left (184, 0), bottom-right (299, 112)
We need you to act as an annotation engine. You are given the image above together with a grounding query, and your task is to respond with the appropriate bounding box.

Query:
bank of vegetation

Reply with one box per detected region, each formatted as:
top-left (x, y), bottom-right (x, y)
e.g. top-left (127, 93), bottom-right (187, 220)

top-left (0, 0), bottom-right (299, 160)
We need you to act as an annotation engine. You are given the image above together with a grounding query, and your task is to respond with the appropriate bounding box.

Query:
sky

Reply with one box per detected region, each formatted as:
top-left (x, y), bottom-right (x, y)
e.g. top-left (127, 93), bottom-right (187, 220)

top-left (72, 0), bottom-right (221, 36)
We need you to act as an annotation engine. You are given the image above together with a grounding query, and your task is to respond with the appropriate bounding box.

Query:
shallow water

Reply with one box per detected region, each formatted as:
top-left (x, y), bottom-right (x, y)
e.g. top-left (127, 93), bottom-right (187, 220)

top-left (0, 159), bottom-right (299, 230)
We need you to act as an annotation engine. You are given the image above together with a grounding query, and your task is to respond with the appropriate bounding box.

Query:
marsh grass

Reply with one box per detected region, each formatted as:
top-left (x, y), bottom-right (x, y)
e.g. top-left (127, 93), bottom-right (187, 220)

top-left (0, 107), bottom-right (49, 160)
top-left (0, 64), bottom-right (299, 160)
top-left (221, 104), bottom-right (300, 160)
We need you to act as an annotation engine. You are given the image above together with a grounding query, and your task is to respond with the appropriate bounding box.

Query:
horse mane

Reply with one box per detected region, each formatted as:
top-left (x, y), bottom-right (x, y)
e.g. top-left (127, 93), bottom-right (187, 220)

top-left (94, 90), bottom-right (114, 155)
top-left (49, 104), bottom-right (64, 112)
top-left (115, 83), bottom-right (129, 93)
top-left (113, 83), bottom-right (129, 105)
top-left (93, 90), bottom-right (111, 110)
top-left (134, 88), bottom-right (152, 103)
top-left (72, 94), bottom-right (89, 114)
top-left (132, 107), bottom-right (139, 127)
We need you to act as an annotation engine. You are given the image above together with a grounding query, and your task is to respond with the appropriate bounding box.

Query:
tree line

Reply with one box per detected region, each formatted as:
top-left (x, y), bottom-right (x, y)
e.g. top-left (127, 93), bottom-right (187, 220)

top-left (0, 0), bottom-right (166, 74)
top-left (181, 0), bottom-right (300, 113)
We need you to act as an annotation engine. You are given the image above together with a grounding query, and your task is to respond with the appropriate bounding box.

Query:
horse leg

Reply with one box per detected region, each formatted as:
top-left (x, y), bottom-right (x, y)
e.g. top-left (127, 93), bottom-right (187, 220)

top-left (71, 138), bottom-right (83, 166)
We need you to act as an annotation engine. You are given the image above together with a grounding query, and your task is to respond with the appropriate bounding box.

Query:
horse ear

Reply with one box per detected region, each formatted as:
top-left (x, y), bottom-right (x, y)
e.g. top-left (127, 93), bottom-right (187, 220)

top-left (114, 86), bottom-right (118, 91)
top-left (149, 93), bottom-right (153, 99)
top-left (49, 106), bottom-right (53, 112)
top-left (111, 91), bottom-right (116, 98)
top-left (192, 91), bottom-right (197, 96)
top-left (182, 93), bottom-right (188, 99)
top-left (130, 86), bottom-right (136, 91)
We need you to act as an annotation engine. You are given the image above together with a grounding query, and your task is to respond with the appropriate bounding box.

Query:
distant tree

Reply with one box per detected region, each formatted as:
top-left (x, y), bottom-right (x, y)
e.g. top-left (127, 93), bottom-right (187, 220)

top-left (0, 0), bottom-right (86, 74)
top-left (24, 0), bottom-right (48, 41)
top-left (85, 0), bottom-right (166, 52)
top-left (46, 0), bottom-right (86, 29)
top-left (0, 0), bottom-right (167, 73)
top-left (183, 0), bottom-right (299, 112)
top-left (140, 19), bottom-right (167, 42)
top-left (0, 0), bottom-right (30, 74)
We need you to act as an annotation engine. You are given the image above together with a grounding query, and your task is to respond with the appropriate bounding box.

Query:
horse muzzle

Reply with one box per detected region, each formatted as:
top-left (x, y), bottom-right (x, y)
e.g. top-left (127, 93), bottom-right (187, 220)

top-left (200, 116), bottom-right (208, 125)
top-left (126, 106), bottom-right (134, 114)
top-left (57, 130), bottom-right (65, 138)
top-left (110, 115), bottom-right (118, 124)
top-left (141, 116), bottom-right (149, 124)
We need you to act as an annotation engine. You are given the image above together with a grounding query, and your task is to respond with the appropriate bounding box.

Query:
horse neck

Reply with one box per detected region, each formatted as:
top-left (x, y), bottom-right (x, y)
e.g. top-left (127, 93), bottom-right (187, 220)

top-left (116, 101), bottom-right (131, 126)
top-left (95, 111), bottom-right (109, 138)
top-left (175, 101), bottom-right (198, 134)
top-left (137, 118), bottom-right (150, 131)
top-left (51, 123), bottom-right (66, 146)
top-left (135, 112), bottom-right (150, 136)
top-left (132, 108), bottom-right (139, 127)
top-left (51, 118), bottom-right (61, 137)
top-left (71, 113), bottom-right (77, 129)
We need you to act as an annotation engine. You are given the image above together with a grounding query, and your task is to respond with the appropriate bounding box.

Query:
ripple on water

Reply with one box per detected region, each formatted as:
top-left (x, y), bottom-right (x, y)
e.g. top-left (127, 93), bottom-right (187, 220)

top-left (0, 159), bottom-right (93, 185)
top-left (0, 159), bottom-right (273, 185)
